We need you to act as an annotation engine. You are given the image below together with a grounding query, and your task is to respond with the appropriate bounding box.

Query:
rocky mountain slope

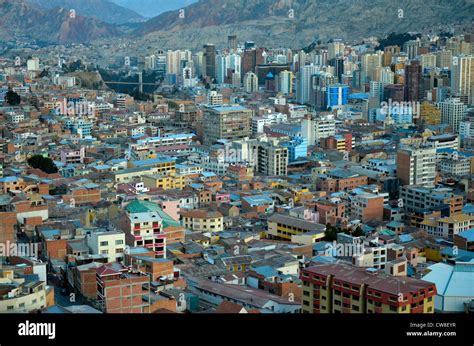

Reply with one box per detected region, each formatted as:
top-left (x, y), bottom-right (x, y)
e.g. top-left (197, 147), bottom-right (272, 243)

top-left (0, 0), bottom-right (122, 44)
top-left (134, 0), bottom-right (474, 49)
top-left (26, 0), bottom-right (144, 24)
top-left (112, 0), bottom-right (197, 18)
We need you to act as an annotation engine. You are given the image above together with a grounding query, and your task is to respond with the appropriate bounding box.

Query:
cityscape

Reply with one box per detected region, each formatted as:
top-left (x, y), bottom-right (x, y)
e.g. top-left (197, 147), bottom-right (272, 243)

top-left (0, 2), bottom-right (473, 339)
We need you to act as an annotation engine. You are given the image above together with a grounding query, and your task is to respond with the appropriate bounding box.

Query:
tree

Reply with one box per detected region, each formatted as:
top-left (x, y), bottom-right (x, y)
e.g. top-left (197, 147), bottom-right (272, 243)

top-left (27, 155), bottom-right (58, 174)
top-left (352, 226), bottom-right (364, 237)
top-left (324, 223), bottom-right (340, 241)
top-left (5, 90), bottom-right (21, 106)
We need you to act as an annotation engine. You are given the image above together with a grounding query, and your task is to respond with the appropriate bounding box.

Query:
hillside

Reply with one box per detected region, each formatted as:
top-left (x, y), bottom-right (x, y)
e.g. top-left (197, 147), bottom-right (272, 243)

top-left (26, 0), bottom-right (144, 24)
top-left (0, 0), bottom-right (122, 44)
top-left (134, 0), bottom-right (474, 49)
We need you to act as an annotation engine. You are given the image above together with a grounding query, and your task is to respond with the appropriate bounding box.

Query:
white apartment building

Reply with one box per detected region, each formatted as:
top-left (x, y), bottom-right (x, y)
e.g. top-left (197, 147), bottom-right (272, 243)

top-left (87, 230), bottom-right (126, 263)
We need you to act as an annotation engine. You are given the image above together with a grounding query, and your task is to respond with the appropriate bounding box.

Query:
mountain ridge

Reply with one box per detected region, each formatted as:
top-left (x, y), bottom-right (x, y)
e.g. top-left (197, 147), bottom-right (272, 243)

top-left (0, 0), bottom-right (121, 44)
top-left (26, 0), bottom-right (144, 24)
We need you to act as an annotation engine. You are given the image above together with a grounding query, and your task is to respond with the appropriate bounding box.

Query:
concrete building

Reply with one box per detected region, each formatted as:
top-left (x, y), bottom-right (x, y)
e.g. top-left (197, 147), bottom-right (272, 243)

top-left (256, 140), bottom-right (288, 176)
top-left (396, 147), bottom-right (436, 186)
top-left (202, 105), bottom-right (252, 146)
top-left (301, 262), bottom-right (436, 313)
top-left (243, 72), bottom-right (258, 93)
top-left (87, 229), bottom-right (126, 263)
top-left (438, 98), bottom-right (467, 133)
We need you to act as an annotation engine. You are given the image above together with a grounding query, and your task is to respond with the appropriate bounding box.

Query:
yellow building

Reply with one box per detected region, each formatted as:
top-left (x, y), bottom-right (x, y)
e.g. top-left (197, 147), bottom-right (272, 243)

top-left (142, 174), bottom-right (185, 190)
top-left (418, 102), bottom-right (441, 125)
top-left (289, 186), bottom-right (310, 203)
top-left (301, 263), bottom-right (436, 314)
top-left (114, 157), bottom-right (176, 184)
top-left (180, 209), bottom-right (224, 232)
top-left (267, 214), bottom-right (325, 241)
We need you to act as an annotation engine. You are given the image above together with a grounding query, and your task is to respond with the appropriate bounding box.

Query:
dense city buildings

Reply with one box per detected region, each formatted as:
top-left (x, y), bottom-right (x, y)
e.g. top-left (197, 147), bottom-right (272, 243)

top-left (0, 2), bottom-right (473, 329)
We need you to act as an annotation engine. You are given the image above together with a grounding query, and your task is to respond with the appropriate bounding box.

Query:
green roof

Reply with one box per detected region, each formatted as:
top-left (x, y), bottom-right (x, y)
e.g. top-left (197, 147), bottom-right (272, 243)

top-left (125, 200), bottom-right (181, 228)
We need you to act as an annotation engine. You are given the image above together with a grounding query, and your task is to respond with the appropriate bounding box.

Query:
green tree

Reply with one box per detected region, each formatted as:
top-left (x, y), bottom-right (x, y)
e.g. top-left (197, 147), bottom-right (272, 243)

top-left (27, 155), bottom-right (58, 174)
top-left (352, 226), bottom-right (364, 237)
top-left (5, 90), bottom-right (21, 106)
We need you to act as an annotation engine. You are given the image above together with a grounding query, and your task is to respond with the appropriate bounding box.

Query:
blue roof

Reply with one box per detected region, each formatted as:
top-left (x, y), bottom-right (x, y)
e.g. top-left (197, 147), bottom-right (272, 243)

top-left (310, 256), bottom-right (337, 264)
top-left (312, 241), bottom-right (333, 253)
top-left (253, 265), bottom-right (278, 278)
top-left (348, 93), bottom-right (369, 100)
top-left (463, 203), bottom-right (474, 214)
top-left (242, 194), bottom-right (273, 206)
top-left (399, 234), bottom-right (414, 243)
top-left (201, 171), bottom-right (216, 178)
top-left (132, 157), bottom-right (175, 167)
top-left (0, 176), bottom-right (18, 183)
top-left (457, 228), bottom-right (474, 242)
top-left (423, 262), bottom-right (474, 299)
top-left (441, 246), bottom-right (474, 259)
top-left (436, 148), bottom-right (474, 157)
top-left (207, 105), bottom-right (248, 112)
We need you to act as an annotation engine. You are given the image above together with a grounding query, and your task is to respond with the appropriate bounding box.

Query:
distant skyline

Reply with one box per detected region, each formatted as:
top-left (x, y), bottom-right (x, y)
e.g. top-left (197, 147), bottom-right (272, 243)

top-left (111, 0), bottom-right (197, 18)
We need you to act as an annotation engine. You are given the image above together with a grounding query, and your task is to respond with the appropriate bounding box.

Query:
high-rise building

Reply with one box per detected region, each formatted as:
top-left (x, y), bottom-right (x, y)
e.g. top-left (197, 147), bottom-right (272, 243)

top-left (309, 71), bottom-right (335, 109)
top-left (328, 40), bottom-right (345, 60)
top-left (228, 35), bottom-right (237, 52)
top-left (297, 64), bottom-right (320, 104)
top-left (405, 60), bottom-right (422, 101)
top-left (438, 97), bottom-right (467, 132)
top-left (361, 52), bottom-right (383, 84)
top-left (243, 72), bottom-right (259, 93)
top-left (397, 147), bottom-right (436, 186)
top-left (242, 48), bottom-right (265, 77)
top-left (383, 45), bottom-right (400, 66)
top-left (203, 105), bottom-right (252, 145)
top-left (403, 40), bottom-right (421, 59)
top-left (435, 50), bottom-right (452, 69)
top-left (326, 84), bottom-right (349, 109)
top-left (383, 84), bottom-right (405, 102)
top-left (420, 53), bottom-right (437, 70)
top-left (302, 114), bottom-right (336, 146)
top-left (166, 50), bottom-right (192, 75)
top-left (329, 57), bottom-right (344, 83)
top-left (278, 70), bottom-right (293, 95)
top-left (203, 44), bottom-right (216, 80)
top-left (256, 139), bottom-right (288, 176)
top-left (451, 55), bottom-right (474, 105)
top-left (375, 66), bottom-right (395, 84)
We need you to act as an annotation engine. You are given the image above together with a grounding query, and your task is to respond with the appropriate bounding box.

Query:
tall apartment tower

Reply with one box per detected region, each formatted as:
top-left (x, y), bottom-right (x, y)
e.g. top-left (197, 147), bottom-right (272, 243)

top-left (278, 70), bottom-right (293, 95)
top-left (203, 44), bottom-right (216, 80)
top-left (243, 72), bottom-right (259, 93)
top-left (438, 97), bottom-right (467, 133)
top-left (451, 55), bottom-right (474, 105)
top-left (397, 147), bottom-right (436, 186)
top-left (228, 35), bottom-right (237, 52)
top-left (405, 60), bottom-right (422, 101)
top-left (361, 52), bottom-right (383, 84)
top-left (383, 45), bottom-right (400, 66)
top-left (297, 64), bottom-right (320, 104)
